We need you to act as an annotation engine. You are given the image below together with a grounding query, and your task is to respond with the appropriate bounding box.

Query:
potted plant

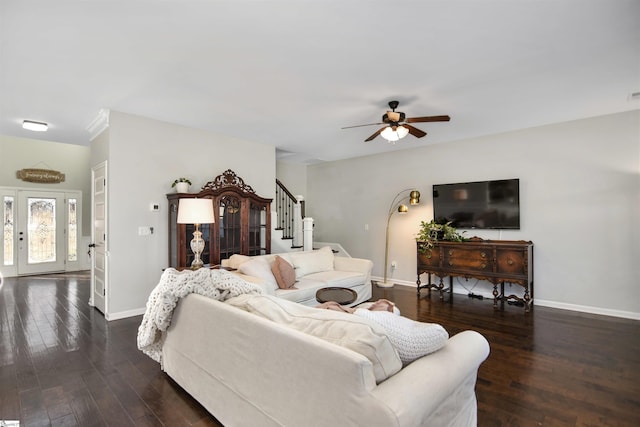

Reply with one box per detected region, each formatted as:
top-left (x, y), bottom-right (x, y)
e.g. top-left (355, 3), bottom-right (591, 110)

top-left (172, 178), bottom-right (192, 193)
top-left (416, 219), bottom-right (466, 254)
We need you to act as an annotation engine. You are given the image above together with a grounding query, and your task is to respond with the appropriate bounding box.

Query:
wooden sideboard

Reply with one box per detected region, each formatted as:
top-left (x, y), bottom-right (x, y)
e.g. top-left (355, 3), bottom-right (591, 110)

top-left (416, 238), bottom-right (534, 312)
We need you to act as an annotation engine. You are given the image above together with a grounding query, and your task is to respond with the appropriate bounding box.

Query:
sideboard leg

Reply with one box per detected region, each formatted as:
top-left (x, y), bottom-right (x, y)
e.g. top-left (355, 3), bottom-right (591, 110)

top-left (524, 288), bottom-right (532, 313)
top-left (492, 284), bottom-right (499, 310)
top-left (438, 276), bottom-right (445, 301)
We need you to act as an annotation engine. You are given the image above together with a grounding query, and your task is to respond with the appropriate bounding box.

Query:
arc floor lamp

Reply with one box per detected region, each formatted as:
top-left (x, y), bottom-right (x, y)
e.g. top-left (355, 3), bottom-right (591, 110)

top-left (379, 189), bottom-right (420, 288)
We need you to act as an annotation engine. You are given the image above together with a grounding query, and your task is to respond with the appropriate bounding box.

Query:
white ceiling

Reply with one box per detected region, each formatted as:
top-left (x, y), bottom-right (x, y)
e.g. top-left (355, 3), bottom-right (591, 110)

top-left (1, 0), bottom-right (638, 164)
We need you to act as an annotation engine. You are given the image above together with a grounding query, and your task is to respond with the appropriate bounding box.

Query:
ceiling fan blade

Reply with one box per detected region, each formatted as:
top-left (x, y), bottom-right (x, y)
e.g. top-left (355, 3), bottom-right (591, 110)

top-left (341, 122), bottom-right (384, 129)
top-left (365, 127), bottom-right (385, 142)
top-left (404, 124), bottom-right (427, 138)
top-left (405, 115), bottom-right (451, 123)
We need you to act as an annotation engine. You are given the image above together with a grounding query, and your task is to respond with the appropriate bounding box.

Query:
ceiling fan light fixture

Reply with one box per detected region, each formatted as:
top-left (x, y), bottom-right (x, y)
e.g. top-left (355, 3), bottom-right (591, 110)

top-left (381, 125), bottom-right (409, 142)
top-left (22, 120), bottom-right (48, 132)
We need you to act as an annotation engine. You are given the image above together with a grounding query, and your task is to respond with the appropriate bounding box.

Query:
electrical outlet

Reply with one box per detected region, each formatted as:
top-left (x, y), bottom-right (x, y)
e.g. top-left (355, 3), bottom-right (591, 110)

top-left (391, 260), bottom-right (397, 268)
top-left (138, 226), bottom-right (151, 236)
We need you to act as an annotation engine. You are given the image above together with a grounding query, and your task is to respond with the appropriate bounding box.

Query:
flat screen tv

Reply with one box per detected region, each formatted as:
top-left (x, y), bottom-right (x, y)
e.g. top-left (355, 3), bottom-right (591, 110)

top-left (433, 179), bottom-right (520, 229)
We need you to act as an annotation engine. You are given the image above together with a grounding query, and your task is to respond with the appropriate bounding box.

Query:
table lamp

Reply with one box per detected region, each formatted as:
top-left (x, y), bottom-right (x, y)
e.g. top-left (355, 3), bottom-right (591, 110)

top-left (177, 198), bottom-right (215, 269)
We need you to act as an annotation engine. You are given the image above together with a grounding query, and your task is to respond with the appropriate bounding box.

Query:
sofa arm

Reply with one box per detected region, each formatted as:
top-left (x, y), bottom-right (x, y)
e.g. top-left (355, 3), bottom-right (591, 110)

top-left (334, 257), bottom-right (374, 275)
top-left (370, 330), bottom-right (490, 427)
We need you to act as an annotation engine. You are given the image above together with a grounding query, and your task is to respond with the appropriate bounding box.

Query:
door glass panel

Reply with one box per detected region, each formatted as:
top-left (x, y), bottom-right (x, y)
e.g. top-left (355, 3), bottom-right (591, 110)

top-left (28, 197), bottom-right (56, 264)
top-left (3, 196), bottom-right (13, 266)
top-left (248, 202), bottom-right (266, 256)
top-left (68, 198), bottom-right (77, 261)
top-left (219, 195), bottom-right (241, 261)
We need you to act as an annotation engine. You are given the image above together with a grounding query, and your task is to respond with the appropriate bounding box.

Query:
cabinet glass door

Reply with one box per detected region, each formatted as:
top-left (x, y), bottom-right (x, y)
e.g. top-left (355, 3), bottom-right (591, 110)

top-left (219, 195), bottom-right (241, 261)
top-left (248, 202), bottom-right (267, 256)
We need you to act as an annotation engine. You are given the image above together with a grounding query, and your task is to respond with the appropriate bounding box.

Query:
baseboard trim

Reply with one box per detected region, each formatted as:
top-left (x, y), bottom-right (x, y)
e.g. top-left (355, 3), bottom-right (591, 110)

top-left (373, 276), bottom-right (640, 320)
top-left (533, 299), bottom-right (640, 320)
top-left (106, 307), bottom-right (145, 321)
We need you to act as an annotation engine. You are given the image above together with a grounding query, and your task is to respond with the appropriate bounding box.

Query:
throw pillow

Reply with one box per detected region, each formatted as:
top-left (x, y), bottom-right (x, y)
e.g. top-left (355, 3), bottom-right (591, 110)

top-left (271, 256), bottom-right (297, 289)
top-left (353, 309), bottom-right (449, 364)
top-left (237, 257), bottom-right (278, 291)
top-left (289, 246), bottom-right (335, 279)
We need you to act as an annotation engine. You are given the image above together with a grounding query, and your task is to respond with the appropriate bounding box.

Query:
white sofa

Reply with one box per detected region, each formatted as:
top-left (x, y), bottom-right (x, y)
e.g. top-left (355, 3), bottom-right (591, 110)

top-left (221, 246), bottom-right (373, 306)
top-left (162, 293), bottom-right (491, 427)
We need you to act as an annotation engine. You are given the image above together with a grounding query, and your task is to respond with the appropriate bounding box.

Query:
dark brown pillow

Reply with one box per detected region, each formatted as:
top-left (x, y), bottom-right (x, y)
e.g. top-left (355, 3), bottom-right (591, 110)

top-left (271, 256), bottom-right (297, 289)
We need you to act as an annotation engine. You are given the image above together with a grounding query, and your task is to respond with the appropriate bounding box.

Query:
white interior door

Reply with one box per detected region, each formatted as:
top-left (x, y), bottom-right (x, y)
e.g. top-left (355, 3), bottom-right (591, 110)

top-left (91, 162), bottom-right (107, 314)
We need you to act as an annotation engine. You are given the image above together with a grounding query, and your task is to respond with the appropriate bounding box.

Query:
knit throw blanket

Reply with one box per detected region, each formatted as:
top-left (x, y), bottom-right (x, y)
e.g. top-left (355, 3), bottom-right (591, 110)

top-left (137, 267), bottom-right (263, 364)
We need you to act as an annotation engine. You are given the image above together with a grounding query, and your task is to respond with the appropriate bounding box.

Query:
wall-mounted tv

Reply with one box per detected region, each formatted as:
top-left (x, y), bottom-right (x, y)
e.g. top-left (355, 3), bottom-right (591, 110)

top-left (433, 179), bottom-right (520, 229)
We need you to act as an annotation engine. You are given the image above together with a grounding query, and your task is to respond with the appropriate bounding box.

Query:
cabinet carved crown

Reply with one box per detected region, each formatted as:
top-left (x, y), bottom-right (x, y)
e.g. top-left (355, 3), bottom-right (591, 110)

top-left (167, 170), bottom-right (272, 268)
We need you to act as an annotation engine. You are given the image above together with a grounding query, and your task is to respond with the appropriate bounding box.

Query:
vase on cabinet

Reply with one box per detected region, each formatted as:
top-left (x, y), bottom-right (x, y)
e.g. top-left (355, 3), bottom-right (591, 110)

top-left (175, 182), bottom-right (190, 193)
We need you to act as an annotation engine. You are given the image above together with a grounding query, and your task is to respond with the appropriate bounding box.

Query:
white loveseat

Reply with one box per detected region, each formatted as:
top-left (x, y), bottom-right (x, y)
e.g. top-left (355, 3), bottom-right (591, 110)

top-left (162, 293), bottom-right (491, 427)
top-left (221, 246), bottom-right (373, 306)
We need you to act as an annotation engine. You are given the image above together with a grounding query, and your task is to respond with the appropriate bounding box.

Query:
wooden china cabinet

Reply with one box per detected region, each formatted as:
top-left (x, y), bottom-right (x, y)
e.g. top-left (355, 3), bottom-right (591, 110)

top-left (167, 169), bottom-right (272, 268)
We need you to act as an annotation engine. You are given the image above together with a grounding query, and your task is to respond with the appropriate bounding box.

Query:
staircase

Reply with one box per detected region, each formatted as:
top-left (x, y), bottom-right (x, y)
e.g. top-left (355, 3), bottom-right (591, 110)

top-left (273, 179), bottom-right (310, 253)
top-left (274, 179), bottom-right (352, 257)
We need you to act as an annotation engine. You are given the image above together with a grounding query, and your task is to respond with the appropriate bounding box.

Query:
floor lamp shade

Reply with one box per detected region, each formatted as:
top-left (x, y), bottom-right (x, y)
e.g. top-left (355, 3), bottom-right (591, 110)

top-left (177, 198), bottom-right (215, 269)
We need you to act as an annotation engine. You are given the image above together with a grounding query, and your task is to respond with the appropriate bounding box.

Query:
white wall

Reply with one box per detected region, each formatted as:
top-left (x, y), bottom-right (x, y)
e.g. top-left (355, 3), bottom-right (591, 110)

top-left (276, 160), bottom-right (308, 197)
top-left (101, 111), bottom-right (276, 318)
top-left (307, 111), bottom-right (640, 318)
top-left (0, 135), bottom-right (92, 236)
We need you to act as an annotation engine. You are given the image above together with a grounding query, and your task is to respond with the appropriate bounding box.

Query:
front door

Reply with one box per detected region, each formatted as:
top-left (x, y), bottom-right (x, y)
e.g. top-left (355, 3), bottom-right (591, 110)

top-left (17, 191), bottom-right (66, 275)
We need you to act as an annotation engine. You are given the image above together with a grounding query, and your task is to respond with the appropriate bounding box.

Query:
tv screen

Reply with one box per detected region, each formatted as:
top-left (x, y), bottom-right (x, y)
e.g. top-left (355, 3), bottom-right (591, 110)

top-left (433, 179), bottom-right (520, 229)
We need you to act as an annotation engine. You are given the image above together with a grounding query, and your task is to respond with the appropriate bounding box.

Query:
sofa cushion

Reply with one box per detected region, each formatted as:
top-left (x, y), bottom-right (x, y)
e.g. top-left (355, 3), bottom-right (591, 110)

top-left (290, 246), bottom-right (334, 279)
top-left (237, 257), bottom-right (278, 292)
top-left (274, 277), bottom-right (326, 304)
top-left (226, 294), bottom-right (402, 383)
top-left (272, 256), bottom-right (297, 289)
top-left (303, 270), bottom-right (365, 288)
top-left (226, 254), bottom-right (251, 269)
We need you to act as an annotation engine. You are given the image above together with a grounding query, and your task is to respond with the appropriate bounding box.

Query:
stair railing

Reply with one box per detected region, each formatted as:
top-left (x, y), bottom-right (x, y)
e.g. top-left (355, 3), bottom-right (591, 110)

top-left (275, 179), bottom-right (305, 247)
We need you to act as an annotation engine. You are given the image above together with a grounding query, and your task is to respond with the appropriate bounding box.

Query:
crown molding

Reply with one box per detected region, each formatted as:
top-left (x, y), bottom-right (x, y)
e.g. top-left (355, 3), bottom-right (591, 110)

top-left (86, 109), bottom-right (110, 141)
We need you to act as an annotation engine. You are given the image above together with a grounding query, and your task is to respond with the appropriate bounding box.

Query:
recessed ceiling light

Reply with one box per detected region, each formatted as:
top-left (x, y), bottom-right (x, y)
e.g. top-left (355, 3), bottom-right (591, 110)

top-left (22, 120), bottom-right (48, 132)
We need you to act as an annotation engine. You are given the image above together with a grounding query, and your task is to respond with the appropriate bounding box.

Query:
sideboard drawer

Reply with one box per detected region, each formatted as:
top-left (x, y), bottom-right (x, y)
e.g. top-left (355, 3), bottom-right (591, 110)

top-left (444, 247), bottom-right (491, 271)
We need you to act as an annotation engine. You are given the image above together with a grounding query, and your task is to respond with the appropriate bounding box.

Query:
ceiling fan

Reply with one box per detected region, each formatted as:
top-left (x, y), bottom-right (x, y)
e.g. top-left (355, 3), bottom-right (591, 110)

top-left (342, 100), bottom-right (450, 142)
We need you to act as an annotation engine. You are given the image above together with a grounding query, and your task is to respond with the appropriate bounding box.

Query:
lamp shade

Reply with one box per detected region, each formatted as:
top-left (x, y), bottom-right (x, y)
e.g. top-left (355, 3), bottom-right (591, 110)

top-left (409, 190), bottom-right (420, 205)
top-left (177, 198), bottom-right (215, 224)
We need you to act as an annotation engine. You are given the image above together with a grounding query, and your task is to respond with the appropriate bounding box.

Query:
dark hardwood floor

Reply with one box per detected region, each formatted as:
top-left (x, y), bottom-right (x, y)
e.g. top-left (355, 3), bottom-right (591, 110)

top-left (1, 272), bottom-right (638, 426)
